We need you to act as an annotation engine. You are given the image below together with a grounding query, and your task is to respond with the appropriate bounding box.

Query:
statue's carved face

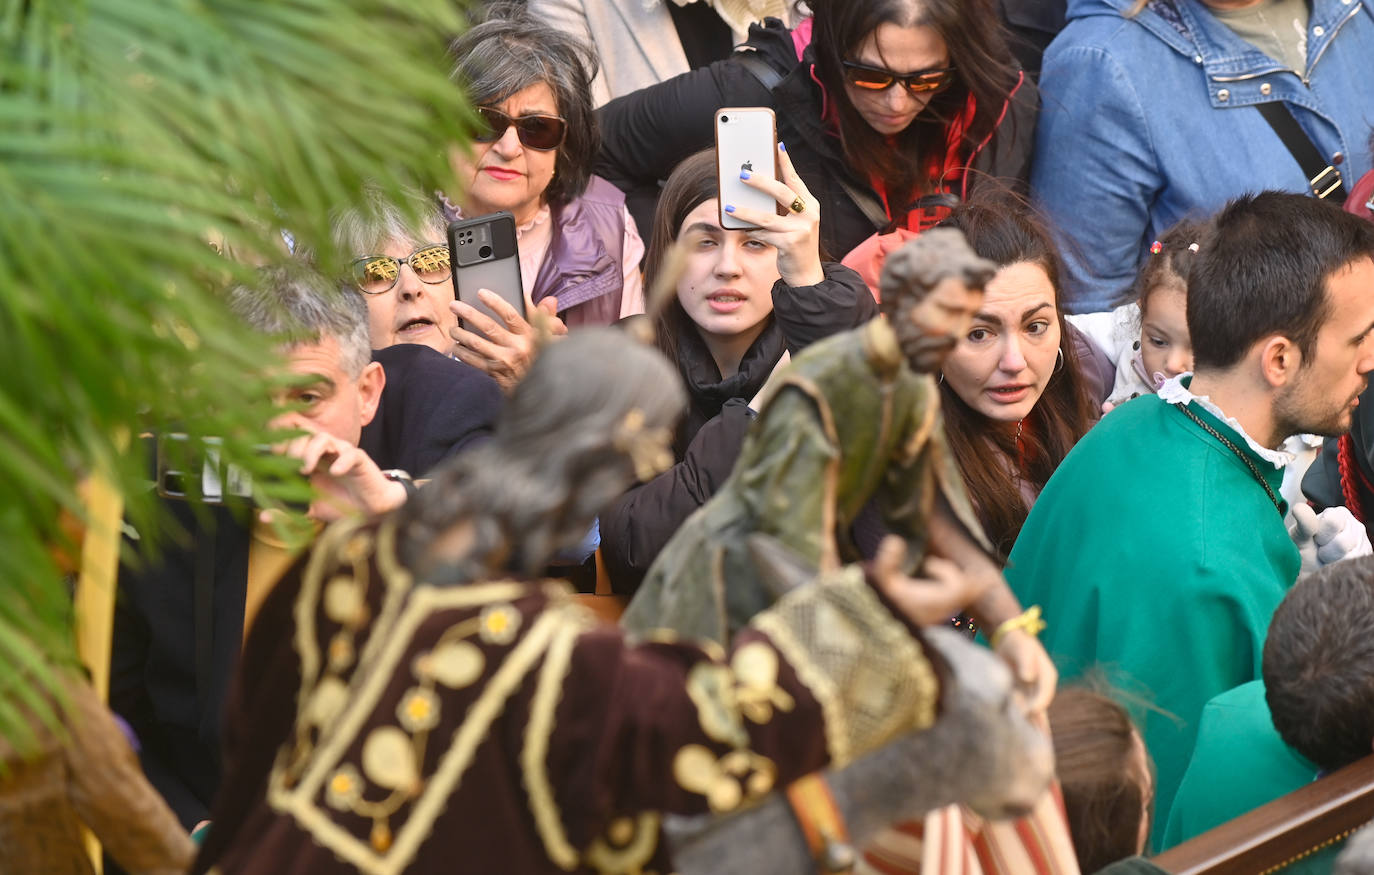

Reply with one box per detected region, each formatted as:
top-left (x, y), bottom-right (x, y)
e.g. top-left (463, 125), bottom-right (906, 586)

top-left (899, 275), bottom-right (984, 373)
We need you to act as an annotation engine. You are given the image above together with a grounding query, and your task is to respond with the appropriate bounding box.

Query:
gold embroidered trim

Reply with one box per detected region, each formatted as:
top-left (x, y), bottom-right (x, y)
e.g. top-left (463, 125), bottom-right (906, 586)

top-left (269, 586), bottom-right (562, 875)
top-left (750, 566), bottom-right (939, 768)
top-left (522, 606), bottom-right (590, 870)
top-left (583, 811), bottom-right (661, 875)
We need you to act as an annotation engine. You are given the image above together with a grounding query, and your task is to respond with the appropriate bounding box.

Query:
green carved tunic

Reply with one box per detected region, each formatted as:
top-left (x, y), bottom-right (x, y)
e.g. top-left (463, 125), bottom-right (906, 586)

top-left (622, 319), bottom-right (989, 645)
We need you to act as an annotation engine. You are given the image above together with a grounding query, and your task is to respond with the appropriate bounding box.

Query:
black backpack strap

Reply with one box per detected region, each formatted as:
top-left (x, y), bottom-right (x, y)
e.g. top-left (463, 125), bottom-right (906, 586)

top-left (1255, 102), bottom-right (1348, 200)
top-left (734, 49), bottom-right (786, 93)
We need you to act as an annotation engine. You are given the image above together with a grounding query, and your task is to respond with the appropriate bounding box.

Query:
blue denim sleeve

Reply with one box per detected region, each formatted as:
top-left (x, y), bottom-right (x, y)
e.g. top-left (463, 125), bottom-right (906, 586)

top-left (1030, 43), bottom-right (1161, 314)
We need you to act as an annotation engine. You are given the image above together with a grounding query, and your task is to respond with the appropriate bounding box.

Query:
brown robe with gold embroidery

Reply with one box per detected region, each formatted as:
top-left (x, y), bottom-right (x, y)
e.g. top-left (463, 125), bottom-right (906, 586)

top-left (193, 516), bottom-right (943, 875)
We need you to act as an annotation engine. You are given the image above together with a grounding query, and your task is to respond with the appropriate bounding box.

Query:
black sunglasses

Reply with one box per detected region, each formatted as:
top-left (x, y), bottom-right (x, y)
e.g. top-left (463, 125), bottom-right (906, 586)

top-left (842, 60), bottom-right (958, 95)
top-left (473, 106), bottom-right (568, 151)
top-left (350, 245), bottom-right (451, 295)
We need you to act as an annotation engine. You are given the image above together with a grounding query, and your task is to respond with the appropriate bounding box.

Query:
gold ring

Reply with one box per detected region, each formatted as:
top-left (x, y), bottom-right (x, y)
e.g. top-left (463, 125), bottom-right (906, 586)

top-left (789, 197), bottom-right (806, 214)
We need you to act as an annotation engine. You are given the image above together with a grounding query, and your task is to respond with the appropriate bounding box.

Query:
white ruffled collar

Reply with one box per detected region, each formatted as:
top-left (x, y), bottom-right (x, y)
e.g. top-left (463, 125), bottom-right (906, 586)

top-left (1158, 375), bottom-right (1294, 468)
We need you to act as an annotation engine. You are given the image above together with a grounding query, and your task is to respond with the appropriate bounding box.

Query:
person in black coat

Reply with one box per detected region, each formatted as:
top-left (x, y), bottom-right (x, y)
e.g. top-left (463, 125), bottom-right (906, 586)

top-left (110, 273), bottom-right (501, 830)
top-left (595, 1), bottom-right (1038, 258)
top-left (600, 149), bottom-right (877, 594)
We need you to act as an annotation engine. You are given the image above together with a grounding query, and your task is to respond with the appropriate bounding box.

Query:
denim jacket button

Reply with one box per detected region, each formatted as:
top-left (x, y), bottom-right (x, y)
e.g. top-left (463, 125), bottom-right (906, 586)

top-left (1333, 152), bottom-right (1345, 165)
top-left (1260, 83), bottom-right (1272, 95)
top-left (1313, 25), bottom-right (1325, 36)
top-left (1217, 89), bottom-right (1230, 102)
top-left (1194, 54), bottom-right (1203, 64)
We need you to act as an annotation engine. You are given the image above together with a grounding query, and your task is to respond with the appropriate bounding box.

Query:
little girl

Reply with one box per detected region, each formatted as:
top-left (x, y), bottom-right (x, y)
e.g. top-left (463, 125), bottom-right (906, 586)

top-left (1070, 218), bottom-right (1209, 412)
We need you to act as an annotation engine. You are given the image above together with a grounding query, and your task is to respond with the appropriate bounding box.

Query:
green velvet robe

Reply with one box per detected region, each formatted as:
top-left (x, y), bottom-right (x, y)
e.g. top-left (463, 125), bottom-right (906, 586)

top-left (1005, 391), bottom-right (1300, 849)
top-left (1163, 681), bottom-right (1333, 871)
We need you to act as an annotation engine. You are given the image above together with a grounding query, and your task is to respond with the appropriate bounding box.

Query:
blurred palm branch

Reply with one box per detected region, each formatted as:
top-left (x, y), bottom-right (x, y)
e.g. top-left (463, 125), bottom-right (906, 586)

top-left (0, 0), bottom-right (474, 754)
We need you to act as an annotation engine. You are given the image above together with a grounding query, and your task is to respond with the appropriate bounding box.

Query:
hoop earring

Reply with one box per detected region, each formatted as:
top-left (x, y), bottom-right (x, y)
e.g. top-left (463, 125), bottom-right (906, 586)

top-left (937, 372), bottom-right (945, 384)
top-left (1053, 348), bottom-right (1064, 374)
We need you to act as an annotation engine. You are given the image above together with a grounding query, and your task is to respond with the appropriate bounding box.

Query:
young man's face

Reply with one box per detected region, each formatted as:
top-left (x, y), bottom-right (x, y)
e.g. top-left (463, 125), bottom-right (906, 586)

top-left (1277, 257), bottom-right (1374, 438)
top-left (271, 335), bottom-right (383, 446)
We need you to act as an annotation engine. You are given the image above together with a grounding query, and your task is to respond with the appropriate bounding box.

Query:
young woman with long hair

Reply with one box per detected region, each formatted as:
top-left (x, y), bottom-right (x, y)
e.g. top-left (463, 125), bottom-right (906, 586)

top-left (601, 147), bottom-right (876, 592)
top-left (936, 200), bottom-right (1100, 553)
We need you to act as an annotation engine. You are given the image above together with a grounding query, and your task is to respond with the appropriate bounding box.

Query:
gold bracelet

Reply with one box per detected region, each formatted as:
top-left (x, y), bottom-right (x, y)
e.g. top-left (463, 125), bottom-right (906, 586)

top-left (990, 605), bottom-right (1046, 650)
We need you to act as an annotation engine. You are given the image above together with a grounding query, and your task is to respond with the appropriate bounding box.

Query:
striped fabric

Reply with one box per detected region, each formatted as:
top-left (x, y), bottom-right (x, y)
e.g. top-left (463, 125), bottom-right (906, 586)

top-left (858, 784), bottom-right (1081, 875)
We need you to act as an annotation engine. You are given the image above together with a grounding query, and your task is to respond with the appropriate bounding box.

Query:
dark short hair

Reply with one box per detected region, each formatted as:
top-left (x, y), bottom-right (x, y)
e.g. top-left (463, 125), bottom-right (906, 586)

top-left (1264, 555), bottom-right (1374, 772)
top-left (449, 14), bottom-right (599, 206)
top-left (1188, 192), bottom-right (1374, 371)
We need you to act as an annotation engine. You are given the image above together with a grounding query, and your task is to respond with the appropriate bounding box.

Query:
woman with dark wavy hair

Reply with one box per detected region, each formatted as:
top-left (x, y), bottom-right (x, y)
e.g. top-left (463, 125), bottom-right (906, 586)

top-left (596, 0), bottom-right (1035, 261)
top-left (935, 199), bottom-right (1103, 554)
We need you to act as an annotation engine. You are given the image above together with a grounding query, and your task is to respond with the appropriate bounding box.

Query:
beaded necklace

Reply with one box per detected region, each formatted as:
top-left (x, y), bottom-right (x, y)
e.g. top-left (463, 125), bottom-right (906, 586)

top-left (1173, 403), bottom-right (1283, 517)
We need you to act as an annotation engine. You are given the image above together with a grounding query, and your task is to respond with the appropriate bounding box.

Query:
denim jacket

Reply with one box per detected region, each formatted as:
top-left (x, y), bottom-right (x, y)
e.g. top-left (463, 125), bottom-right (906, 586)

top-left (1030, 0), bottom-right (1374, 312)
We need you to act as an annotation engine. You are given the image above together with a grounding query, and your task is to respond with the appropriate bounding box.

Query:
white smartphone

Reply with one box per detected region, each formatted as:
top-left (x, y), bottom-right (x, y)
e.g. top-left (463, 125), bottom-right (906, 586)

top-left (714, 107), bottom-right (779, 231)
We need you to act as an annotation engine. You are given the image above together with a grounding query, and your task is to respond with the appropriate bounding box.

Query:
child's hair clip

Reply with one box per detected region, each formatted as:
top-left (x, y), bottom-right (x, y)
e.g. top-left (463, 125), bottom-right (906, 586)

top-left (1149, 240), bottom-right (1163, 254)
top-left (1187, 242), bottom-right (1200, 252)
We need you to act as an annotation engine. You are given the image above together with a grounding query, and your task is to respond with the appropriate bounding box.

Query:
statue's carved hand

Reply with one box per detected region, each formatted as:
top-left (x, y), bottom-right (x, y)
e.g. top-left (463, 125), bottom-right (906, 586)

top-left (871, 535), bottom-right (992, 626)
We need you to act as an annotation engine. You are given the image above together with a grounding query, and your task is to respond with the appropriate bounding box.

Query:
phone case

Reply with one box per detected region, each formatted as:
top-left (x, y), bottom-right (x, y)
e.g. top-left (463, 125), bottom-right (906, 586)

top-left (714, 107), bottom-right (779, 231)
top-left (447, 212), bottom-right (526, 330)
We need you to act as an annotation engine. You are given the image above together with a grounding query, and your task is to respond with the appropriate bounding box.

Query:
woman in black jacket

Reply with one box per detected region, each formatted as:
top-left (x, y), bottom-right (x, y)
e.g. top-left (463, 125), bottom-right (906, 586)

top-left (595, 0), bottom-right (1036, 260)
top-left (601, 148), bottom-right (876, 592)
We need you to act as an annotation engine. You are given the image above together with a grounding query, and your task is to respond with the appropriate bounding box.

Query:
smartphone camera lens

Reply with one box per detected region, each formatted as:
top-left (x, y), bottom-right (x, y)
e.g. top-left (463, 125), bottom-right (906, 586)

top-left (720, 115), bottom-right (729, 124)
top-left (478, 245), bottom-right (493, 259)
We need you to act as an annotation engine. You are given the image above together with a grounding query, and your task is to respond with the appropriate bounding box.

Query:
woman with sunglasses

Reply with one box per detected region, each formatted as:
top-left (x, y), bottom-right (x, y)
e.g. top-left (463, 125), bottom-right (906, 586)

top-left (595, 0), bottom-right (1036, 262)
top-left (442, 14), bottom-right (644, 372)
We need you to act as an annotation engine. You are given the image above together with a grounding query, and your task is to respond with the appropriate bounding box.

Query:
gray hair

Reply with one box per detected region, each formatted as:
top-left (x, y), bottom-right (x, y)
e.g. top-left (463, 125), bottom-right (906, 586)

top-left (228, 266), bottom-right (372, 377)
top-left (399, 328), bottom-right (686, 579)
top-left (331, 183), bottom-right (447, 259)
top-left (449, 14), bottom-right (599, 206)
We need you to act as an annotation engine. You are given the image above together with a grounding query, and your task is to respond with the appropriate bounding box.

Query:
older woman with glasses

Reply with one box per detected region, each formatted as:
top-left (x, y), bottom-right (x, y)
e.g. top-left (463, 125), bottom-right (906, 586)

top-left (596, 0), bottom-right (1037, 263)
top-left (334, 187), bottom-right (461, 358)
top-left (440, 13), bottom-right (645, 391)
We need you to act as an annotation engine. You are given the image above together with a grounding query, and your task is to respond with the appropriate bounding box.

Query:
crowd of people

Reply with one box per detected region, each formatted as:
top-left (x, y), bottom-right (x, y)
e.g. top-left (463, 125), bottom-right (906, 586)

top-left (21, 0), bottom-right (1374, 873)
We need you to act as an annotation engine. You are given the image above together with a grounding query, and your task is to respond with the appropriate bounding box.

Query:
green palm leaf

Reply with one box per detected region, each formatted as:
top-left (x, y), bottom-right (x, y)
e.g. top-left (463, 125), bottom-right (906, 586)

top-left (0, 0), bottom-right (478, 755)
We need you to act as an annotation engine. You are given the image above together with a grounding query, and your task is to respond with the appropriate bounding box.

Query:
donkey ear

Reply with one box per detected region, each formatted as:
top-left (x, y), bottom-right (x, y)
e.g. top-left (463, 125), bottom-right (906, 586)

top-left (746, 533), bottom-right (818, 602)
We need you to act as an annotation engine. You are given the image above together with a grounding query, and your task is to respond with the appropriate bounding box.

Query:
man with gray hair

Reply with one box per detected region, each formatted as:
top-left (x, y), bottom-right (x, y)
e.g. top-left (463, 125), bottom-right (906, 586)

top-left (229, 266), bottom-right (410, 521)
top-left (110, 265), bottom-right (497, 831)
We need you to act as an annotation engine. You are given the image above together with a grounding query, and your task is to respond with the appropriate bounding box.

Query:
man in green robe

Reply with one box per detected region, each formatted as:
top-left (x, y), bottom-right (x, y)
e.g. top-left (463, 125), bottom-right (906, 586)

top-left (1166, 553), bottom-right (1374, 865)
top-left (624, 228), bottom-right (1058, 711)
top-left (1006, 192), bottom-right (1374, 847)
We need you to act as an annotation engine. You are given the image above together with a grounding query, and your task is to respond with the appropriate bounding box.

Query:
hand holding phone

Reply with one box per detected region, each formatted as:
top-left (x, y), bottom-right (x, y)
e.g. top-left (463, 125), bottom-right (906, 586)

top-left (449, 290), bottom-right (568, 393)
top-left (716, 138), bottom-right (826, 288)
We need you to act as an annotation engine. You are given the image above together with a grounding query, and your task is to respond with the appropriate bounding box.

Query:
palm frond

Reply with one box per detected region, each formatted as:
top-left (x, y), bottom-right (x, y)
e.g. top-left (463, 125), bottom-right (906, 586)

top-left (0, 0), bottom-right (478, 755)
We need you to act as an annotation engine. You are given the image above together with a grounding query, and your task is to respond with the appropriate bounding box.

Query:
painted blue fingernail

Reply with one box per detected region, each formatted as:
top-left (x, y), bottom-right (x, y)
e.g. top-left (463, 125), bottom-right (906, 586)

top-left (724, 204), bottom-right (736, 213)
top-left (778, 141), bottom-right (787, 152)
top-left (739, 169), bottom-right (751, 180)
